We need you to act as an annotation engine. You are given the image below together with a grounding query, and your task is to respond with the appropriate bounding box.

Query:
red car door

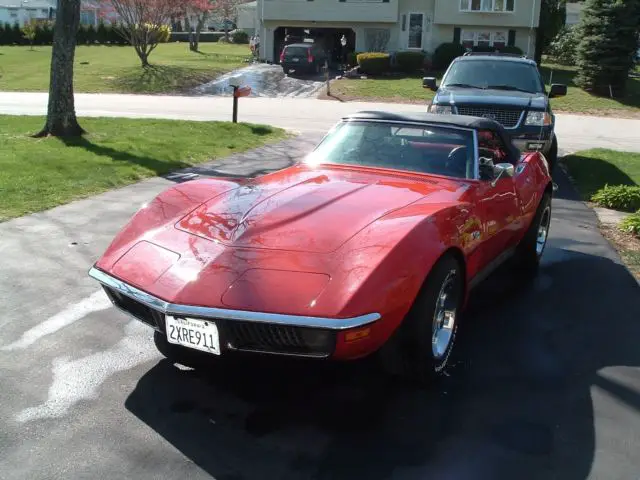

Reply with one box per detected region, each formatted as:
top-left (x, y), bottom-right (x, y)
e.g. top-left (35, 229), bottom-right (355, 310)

top-left (474, 130), bottom-right (523, 268)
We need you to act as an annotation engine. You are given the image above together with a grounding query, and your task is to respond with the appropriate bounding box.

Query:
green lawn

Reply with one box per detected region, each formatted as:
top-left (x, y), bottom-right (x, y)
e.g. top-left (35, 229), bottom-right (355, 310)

top-left (0, 115), bottom-right (285, 221)
top-left (0, 43), bottom-right (251, 94)
top-left (328, 63), bottom-right (640, 116)
top-left (561, 149), bottom-right (640, 199)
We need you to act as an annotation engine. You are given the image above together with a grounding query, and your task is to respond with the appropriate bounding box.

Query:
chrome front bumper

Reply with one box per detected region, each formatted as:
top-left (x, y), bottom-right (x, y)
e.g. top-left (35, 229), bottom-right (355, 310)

top-left (88, 266), bottom-right (380, 330)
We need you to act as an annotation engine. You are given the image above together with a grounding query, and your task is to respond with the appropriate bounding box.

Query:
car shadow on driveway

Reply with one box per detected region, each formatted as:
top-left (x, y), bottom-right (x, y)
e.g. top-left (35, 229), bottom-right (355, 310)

top-left (124, 246), bottom-right (640, 479)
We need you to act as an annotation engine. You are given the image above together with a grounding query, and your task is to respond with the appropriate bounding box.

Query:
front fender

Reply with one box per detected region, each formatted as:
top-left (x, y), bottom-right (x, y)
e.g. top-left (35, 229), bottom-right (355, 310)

top-left (95, 178), bottom-right (244, 272)
top-left (329, 202), bottom-right (474, 358)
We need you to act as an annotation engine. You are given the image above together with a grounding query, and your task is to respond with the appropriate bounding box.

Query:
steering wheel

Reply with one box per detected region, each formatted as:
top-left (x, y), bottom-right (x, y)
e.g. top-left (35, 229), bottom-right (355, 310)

top-left (445, 146), bottom-right (469, 178)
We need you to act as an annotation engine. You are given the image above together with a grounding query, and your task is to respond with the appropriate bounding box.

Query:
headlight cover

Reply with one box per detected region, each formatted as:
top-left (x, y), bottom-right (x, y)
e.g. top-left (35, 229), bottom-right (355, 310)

top-left (430, 104), bottom-right (453, 114)
top-left (525, 111), bottom-right (552, 126)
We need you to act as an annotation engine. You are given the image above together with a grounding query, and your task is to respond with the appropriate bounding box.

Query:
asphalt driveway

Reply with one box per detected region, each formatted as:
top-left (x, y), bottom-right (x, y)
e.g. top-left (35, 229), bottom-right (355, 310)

top-left (0, 136), bottom-right (639, 480)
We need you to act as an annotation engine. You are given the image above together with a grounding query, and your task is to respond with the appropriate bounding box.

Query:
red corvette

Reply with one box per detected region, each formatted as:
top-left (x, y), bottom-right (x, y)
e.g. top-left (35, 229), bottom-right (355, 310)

top-left (89, 112), bottom-right (553, 382)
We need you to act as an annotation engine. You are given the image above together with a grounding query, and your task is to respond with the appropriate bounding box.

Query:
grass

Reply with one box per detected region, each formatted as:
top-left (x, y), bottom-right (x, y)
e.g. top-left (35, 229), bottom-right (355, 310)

top-left (0, 43), bottom-right (251, 94)
top-left (560, 148), bottom-right (640, 200)
top-left (0, 115), bottom-right (286, 221)
top-left (327, 62), bottom-right (640, 116)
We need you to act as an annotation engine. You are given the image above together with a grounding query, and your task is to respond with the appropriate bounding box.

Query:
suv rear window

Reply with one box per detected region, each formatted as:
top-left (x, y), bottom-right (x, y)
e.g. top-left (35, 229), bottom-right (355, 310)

top-left (284, 46), bottom-right (309, 56)
top-left (442, 60), bottom-right (544, 94)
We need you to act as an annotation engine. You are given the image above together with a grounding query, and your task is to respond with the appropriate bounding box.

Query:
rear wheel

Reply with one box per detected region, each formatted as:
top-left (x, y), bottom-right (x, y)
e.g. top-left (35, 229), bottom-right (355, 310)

top-left (378, 253), bottom-right (464, 385)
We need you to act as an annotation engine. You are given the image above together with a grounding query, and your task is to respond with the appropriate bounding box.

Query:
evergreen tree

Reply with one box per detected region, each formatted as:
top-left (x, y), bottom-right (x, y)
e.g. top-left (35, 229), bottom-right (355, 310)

top-left (575, 0), bottom-right (640, 96)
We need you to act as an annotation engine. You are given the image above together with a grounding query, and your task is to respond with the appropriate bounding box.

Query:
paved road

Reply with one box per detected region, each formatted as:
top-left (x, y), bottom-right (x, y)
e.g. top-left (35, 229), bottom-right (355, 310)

top-left (2, 92), bottom-right (640, 153)
top-left (1, 132), bottom-right (639, 480)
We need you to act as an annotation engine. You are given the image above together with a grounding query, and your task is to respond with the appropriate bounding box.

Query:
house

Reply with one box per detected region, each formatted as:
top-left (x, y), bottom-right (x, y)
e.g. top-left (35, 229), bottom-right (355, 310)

top-left (0, 0), bottom-right (54, 26)
top-left (565, 2), bottom-right (583, 26)
top-left (253, 0), bottom-right (542, 64)
top-left (0, 0), bottom-right (118, 27)
top-left (237, 0), bottom-right (258, 36)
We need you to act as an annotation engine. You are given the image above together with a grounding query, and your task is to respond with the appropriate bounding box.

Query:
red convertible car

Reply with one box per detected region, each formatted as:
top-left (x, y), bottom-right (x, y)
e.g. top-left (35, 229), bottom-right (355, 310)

top-left (89, 112), bottom-right (553, 382)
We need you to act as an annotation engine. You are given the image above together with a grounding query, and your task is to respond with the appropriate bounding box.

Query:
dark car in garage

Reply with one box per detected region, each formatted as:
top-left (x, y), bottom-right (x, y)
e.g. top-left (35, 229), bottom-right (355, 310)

top-left (280, 43), bottom-right (328, 75)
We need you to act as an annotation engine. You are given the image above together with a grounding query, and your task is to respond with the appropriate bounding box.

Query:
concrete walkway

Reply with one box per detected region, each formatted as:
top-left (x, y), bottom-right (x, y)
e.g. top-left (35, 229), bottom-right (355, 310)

top-left (1, 92), bottom-right (640, 153)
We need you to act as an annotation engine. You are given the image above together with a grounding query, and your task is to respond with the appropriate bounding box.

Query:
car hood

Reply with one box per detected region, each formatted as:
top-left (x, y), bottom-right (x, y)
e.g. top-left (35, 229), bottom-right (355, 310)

top-left (175, 166), bottom-right (453, 254)
top-left (435, 87), bottom-right (547, 109)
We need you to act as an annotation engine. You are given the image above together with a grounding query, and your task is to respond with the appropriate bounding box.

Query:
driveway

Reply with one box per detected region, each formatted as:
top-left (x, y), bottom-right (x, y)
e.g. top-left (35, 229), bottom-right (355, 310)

top-left (2, 94), bottom-right (640, 153)
top-left (0, 134), bottom-right (639, 480)
top-left (193, 63), bottom-right (329, 98)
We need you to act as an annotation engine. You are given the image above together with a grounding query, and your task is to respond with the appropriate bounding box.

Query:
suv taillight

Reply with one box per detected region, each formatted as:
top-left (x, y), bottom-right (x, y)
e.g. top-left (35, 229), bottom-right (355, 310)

top-left (308, 51), bottom-right (314, 63)
top-left (280, 50), bottom-right (285, 63)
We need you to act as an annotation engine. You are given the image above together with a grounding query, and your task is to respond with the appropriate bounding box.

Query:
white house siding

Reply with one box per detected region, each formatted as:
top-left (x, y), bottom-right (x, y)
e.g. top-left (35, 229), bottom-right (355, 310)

top-left (256, 0), bottom-right (541, 61)
top-left (237, 1), bottom-right (258, 35)
top-left (0, 1), bottom-right (53, 27)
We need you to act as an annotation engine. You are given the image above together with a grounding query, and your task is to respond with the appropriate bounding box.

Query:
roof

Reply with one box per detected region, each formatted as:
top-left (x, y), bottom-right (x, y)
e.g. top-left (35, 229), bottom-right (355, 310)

top-left (342, 111), bottom-right (521, 158)
top-left (456, 54), bottom-right (537, 66)
top-left (343, 111), bottom-right (505, 131)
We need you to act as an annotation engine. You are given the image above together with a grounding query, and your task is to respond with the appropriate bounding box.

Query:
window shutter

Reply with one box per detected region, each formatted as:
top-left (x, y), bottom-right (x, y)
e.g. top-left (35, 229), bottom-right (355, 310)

top-left (508, 29), bottom-right (516, 46)
top-left (453, 27), bottom-right (461, 44)
top-left (401, 14), bottom-right (406, 31)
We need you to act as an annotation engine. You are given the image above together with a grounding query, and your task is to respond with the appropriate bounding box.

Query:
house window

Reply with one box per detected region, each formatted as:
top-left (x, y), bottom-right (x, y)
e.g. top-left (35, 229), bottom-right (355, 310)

top-left (408, 13), bottom-right (423, 49)
top-left (80, 10), bottom-right (96, 25)
top-left (461, 30), bottom-right (509, 48)
top-left (365, 28), bottom-right (390, 52)
top-left (460, 0), bottom-right (514, 12)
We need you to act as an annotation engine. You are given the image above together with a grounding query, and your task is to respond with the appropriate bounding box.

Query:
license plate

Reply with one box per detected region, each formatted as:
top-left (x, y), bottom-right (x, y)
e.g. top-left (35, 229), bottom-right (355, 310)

top-left (166, 316), bottom-right (221, 355)
top-left (292, 58), bottom-right (299, 62)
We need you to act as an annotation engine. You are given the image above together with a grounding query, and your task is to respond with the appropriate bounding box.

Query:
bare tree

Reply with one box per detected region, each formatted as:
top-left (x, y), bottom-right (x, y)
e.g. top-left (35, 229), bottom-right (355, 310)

top-left (110, 0), bottom-right (179, 67)
top-left (184, 0), bottom-right (213, 51)
top-left (34, 0), bottom-right (84, 138)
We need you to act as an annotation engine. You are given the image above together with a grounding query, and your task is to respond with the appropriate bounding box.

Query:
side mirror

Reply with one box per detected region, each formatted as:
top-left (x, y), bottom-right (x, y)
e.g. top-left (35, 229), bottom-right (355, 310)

top-left (422, 76), bottom-right (437, 91)
top-left (491, 163), bottom-right (515, 187)
top-left (548, 83), bottom-right (567, 98)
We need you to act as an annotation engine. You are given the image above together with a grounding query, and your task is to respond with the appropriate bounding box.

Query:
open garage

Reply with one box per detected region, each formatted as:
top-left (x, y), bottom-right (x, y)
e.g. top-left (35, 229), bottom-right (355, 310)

top-left (273, 26), bottom-right (356, 68)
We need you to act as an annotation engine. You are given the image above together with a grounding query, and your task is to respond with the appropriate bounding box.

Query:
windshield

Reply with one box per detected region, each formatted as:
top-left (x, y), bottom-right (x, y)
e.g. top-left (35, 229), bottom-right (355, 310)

top-left (305, 121), bottom-right (476, 180)
top-left (442, 60), bottom-right (544, 93)
top-left (284, 46), bottom-right (309, 56)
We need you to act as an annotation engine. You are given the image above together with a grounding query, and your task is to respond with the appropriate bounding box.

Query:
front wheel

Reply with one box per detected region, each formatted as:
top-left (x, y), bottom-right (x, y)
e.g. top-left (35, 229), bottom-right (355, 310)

top-left (514, 192), bottom-right (552, 275)
top-left (378, 253), bottom-right (464, 385)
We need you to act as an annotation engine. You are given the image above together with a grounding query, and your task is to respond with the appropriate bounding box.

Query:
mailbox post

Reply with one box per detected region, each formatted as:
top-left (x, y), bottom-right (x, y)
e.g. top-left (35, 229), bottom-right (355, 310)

top-left (228, 76), bottom-right (251, 123)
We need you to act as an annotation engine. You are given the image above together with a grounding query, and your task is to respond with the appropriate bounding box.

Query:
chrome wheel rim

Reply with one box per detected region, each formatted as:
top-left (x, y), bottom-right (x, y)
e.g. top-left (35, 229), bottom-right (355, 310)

top-left (432, 270), bottom-right (458, 359)
top-left (536, 206), bottom-right (551, 257)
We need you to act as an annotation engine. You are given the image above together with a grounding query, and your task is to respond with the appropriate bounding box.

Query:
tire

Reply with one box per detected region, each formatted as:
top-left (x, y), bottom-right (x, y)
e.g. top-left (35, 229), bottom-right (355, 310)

top-left (514, 192), bottom-right (552, 275)
top-left (154, 330), bottom-right (213, 369)
top-left (378, 253), bottom-right (464, 385)
top-left (547, 136), bottom-right (558, 174)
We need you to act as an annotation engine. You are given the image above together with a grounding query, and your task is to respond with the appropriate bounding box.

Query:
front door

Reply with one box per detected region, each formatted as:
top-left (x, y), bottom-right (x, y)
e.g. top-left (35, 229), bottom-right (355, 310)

top-left (475, 130), bottom-right (522, 268)
top-left (400, 12), bottom-right (432, 52)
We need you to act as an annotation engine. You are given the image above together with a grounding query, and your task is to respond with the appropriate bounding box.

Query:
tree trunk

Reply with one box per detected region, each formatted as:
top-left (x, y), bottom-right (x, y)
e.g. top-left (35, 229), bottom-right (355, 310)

top-left (194, 16), bottom-right (206, 52)
top-left (35, 0), bottom-right (84, 138)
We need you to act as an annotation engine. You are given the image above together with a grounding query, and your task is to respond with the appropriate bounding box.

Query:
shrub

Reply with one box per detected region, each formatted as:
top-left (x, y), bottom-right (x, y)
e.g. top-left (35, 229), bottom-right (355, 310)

top-left (433, 42), bottom-right (466, 70)
top-left (500, 45), bottom-right (524, 55)
top-left (395, 51), bottom-right (425, 73)
top-left (591, 185), bottom-right (640, 212)
top-left (546, 25), bottom-right (580, 65)
top-left (356, 52), bottom-right (391, 75)
top-left (346, 51), bottom-right (362, 67)
top-left (619, 210), bottom-right (640, 238)
top-left (156, 24), bottom-right (171, 43)
top-left (96, 21), bottom-right (109, 44)
top-left (231, 30), bottom-right (249, 44)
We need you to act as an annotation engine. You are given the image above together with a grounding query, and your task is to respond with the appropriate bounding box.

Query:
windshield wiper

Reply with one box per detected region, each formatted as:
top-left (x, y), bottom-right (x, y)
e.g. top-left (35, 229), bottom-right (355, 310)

top-left (443, 83), bottom-right (485, 89)
top-left (486, 84), bottom-right (536, 93)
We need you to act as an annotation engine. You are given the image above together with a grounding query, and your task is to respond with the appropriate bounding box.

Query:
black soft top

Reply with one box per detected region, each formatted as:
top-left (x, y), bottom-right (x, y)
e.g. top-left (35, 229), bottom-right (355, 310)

top-left (342, 111), bottom-right (521, 159)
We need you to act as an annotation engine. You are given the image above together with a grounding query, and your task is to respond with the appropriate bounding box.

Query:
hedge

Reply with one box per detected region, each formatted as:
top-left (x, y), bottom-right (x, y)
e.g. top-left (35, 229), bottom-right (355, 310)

top-left (591, 185), bottom-right (640, 213)
top-left (356, 52), bottom-right (391, 75)
top-left (0, 21), bottom-right (175, 46)
top-left (395, 51), bottom-right (425, 72)
top-left (433, 43), bottom-right (466, 70)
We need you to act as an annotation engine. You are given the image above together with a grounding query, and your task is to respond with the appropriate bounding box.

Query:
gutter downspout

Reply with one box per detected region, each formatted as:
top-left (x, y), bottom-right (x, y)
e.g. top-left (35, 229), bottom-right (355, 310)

top-left (527, 0), bottom-right (536, 58)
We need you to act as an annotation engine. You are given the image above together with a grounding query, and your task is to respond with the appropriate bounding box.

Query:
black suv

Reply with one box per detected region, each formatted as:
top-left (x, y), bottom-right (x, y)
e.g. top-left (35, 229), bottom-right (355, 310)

top-left (423, 53), bottom-right (567, 172)
top-left (280, 43), bottom-right (328, 75)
